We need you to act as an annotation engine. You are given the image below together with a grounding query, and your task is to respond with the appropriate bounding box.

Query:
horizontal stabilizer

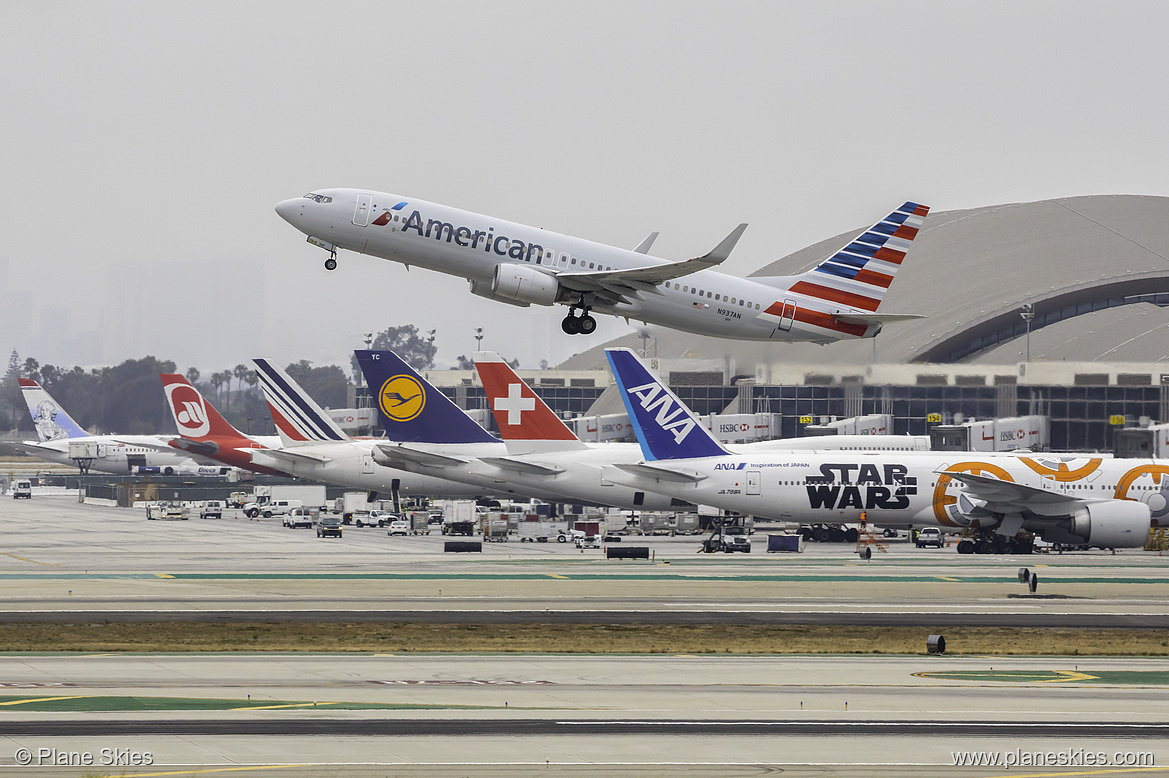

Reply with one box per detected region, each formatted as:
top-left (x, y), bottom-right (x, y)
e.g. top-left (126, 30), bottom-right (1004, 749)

top-left (255, 448), bottom-right (332, 465)
top-left (479, 456), bottom-right (565, 476)
top-left (165, 438), bottom-right (220, 457)
top-left (834, 312), bottom-right (925, 327)
top-left (374, 443), bottom-right (468, 469)
top-left (614, 462), bottom-right (705, 484)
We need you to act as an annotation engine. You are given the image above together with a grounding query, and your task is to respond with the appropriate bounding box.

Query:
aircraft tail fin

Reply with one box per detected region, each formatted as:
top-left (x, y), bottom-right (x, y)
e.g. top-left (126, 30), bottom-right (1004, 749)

top-left (252, 359), bottom-right (349, 446)
top-left (605, 348), bottom-right (729, 461)
top-left (761, 201), bottom-right (930, 312)
top-left (160, 374), bottom-right (249, 441)
top-left (473, 352), bottom-right (586, 451)
top-left (19, 379), bottom-right (89, 441)
top-left (354, 350), bottom-right (497, 444)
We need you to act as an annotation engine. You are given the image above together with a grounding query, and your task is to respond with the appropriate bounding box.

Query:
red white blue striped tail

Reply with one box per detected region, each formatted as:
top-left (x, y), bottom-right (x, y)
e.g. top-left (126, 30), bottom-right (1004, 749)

top-left (787, 201), bottom-right (929, 313)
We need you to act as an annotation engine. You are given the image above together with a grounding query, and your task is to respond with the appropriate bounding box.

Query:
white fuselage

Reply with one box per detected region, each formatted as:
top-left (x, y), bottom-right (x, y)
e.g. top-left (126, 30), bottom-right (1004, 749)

top-left (607, 451), bottom-right (1165, 543)
top-left (17, 435), bottom-right (205, 475)
top-left (250, 441), bottom-right (486, 498)
top-left (275, 189), bottom-right (878, 343)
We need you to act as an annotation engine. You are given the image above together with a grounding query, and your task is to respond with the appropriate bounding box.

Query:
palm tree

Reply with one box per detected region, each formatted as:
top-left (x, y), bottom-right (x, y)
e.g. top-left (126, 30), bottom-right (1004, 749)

top-left (233, 364), bottom-right (249, 406)
top-left (186, 367), bottom-right (200, 385)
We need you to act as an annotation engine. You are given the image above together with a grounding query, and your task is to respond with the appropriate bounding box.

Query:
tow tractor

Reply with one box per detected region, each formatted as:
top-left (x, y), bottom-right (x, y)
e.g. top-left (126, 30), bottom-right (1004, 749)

top-left (700, 516), bottom-right (751, 553)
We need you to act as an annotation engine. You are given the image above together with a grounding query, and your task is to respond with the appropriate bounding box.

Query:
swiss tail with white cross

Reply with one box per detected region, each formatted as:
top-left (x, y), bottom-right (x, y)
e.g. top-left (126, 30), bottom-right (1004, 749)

top-left (473, 352), bottom-right (587, 454)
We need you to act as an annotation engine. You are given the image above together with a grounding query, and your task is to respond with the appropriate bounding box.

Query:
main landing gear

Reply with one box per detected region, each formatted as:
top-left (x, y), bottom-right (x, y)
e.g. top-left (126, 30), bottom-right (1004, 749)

top-left (324, 249), bottom-right (337, 271)
top-left (561, 307), bottom-right (597, 335)
top-left (955, 529), bottom-right (1035, 555)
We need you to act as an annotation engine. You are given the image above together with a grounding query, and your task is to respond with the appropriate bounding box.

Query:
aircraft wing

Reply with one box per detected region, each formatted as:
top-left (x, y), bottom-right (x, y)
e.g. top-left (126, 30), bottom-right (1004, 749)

top-left (939, 470), bottom-right (1076, 508)
top-left (614, 462), bottom-right (707, 484)
top-left (374, 443), bottom-right (468, 469)
top-left (554, 224), bottom-right (749, 299)
top-left (479, 456), bottom-right (565, 476)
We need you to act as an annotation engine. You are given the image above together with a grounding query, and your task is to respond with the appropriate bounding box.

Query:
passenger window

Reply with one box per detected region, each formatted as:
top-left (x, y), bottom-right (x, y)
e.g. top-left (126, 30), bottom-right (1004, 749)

top-left (707, 291), bottom-right (713, 298)
top-left (674, 283), bottom-right (680, 290)
top-left (571, 258), bottom-right (577, 265)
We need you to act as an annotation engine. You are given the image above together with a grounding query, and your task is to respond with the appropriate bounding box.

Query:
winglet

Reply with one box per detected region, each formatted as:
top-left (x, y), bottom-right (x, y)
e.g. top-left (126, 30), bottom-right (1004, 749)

top-left (633, 232), bottom-right (659, 254)
top-left (354, 350), bottom-right (496, 444)
top-left (697, 223), bottom-right (748, 266)
top-left (604, 348), bottom-right (729, 461)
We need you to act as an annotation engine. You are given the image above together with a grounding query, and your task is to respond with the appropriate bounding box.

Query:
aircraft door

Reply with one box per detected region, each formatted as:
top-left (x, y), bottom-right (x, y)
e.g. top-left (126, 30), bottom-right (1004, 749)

top-left (777, 299), bottom-right (797, 332)
top-left (747, 470), bottom-right (761, 496)
top-left (352, 194), bottom-right (373, 226)
top-left (360, 454), bottom-right (375, 474)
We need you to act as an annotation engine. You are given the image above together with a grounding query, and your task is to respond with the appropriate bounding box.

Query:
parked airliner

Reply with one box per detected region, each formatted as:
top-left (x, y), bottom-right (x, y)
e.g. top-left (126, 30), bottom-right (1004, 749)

top-left (276, 190), bottom-right (928, 341)
top-left (604, 348), bottom-right (1156, 552)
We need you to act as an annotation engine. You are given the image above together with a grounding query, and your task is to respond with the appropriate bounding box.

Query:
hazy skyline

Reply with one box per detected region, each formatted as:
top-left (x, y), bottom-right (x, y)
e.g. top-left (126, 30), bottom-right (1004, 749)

top-left (5, 1), bottom-right (1169, 375)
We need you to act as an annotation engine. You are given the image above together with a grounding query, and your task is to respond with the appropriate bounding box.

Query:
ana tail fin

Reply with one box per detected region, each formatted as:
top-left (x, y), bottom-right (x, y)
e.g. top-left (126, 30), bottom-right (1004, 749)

top-left (604, 348), bottom-right (729, 461)
top-left (19, 378), bottom-right (89, 441)
top-left (354, 350), bottom-right (496, 444)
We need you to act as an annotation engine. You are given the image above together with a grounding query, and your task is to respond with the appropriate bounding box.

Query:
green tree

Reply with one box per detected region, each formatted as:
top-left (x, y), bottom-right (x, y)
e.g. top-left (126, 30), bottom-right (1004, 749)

top-left (285, 360), bottom-right (348, 409)
top-left (350, 325), bottom-right (437, 381)
top-left (2, 349), bottom-right (22, 431)
top-left (185, 367), bottom-right (200, 385)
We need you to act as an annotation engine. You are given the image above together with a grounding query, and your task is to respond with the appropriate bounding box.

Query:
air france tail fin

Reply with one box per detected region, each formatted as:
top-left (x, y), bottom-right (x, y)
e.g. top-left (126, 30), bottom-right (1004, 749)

top-left (19, 379), bottom-right (89, 441)
top-left (473, 352), bottom-right (586, 452)
top-left (759, 201), bottom-right (930, 319)
top-left (605, 348), bottom-right (729, 461)
top-left (160, 374), bottom-right (249, 441)
top-left (252, 359), bottom-right (349, 446)
top-left (354, 350), bottom-right (496, 444)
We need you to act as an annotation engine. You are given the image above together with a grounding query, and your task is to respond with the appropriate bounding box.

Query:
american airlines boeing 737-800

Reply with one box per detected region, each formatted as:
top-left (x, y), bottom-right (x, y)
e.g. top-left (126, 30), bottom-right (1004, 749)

top-left (275, 190), bottom-right (929, 342)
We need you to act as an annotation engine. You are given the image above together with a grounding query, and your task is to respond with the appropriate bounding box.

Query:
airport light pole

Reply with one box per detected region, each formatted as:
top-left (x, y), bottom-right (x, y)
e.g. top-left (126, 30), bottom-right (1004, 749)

top-left (1020, 303), bottom-right (1035, 362)
top-left (474, 327), bottom-right (484, 352)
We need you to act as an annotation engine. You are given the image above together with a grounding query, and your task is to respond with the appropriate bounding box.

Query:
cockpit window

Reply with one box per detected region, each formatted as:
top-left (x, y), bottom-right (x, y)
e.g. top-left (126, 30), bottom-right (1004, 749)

top-left (302, 193), bottom-right (333, 203)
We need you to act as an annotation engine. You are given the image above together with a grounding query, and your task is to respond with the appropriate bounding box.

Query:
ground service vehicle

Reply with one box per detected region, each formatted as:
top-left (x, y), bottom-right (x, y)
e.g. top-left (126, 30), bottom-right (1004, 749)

top-left (916, 527), bottom-right (945, 548)
top-left (146, 501), bottom-right (189, 521)
top-left (356, 509), bottom-right (394, 528)
top-left (13, 480), bottom-right (32, 499)
top-left (284, 507), bottom-right (315, 529)
top-left (317, 516), bottom-right (343, 538)
top-left (199, 500), bottom-right (223, 519)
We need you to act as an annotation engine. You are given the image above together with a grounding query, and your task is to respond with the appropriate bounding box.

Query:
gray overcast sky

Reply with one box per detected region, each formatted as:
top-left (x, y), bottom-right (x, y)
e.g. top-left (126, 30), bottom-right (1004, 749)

top-left (4, 1), bottom-right (1169, 375)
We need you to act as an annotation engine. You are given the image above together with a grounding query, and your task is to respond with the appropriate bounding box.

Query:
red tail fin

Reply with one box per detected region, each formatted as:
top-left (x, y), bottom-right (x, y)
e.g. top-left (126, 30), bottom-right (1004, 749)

top-left (160, 374), bottom-right (248, 441)
top-left (473, 355), bottom-right (579, 442)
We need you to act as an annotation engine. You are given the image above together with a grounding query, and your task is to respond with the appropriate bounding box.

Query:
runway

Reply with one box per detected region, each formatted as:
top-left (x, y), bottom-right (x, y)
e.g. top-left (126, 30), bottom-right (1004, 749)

top-left (1, 495), bottom-right (1167, 775)
top-left (0, 654), bottom-right (1165, 775)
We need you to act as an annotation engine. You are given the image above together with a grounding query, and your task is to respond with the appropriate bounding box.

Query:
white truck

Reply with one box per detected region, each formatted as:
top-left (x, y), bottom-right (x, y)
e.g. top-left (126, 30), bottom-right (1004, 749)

top-left (12, 479), bottom-right (32, 499)
top-left (442, 500), bottom-right (479, 536)
top-left (244, 485), bottom-right (326, 518)
top-left (336, 491), bottom-right (371, 523)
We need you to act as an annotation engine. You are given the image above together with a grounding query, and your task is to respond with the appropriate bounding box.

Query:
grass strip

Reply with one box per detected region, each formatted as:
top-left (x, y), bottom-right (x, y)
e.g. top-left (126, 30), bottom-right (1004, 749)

top-left (0, 622), bottom-right (1166, 655)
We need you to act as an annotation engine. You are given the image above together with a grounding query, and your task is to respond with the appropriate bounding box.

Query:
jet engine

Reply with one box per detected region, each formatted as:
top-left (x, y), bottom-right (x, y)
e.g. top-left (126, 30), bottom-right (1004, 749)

top-left (1037, 501), bottom-right (1151, 548)
top-left (488, 264), bottom-right (560, 306)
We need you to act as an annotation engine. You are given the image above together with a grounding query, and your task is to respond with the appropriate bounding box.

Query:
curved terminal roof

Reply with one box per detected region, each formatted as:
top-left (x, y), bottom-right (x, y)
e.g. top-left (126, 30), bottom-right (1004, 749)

top-left (560, 195), bottom-right (1169, 371)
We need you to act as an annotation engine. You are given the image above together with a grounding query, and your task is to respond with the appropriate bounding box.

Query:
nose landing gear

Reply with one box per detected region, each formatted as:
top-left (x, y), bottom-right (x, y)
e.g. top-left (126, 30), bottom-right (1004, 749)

top-left (561, 306), bottom-right (597, 335)
top-left (324, 251), bottom-right (338, 271)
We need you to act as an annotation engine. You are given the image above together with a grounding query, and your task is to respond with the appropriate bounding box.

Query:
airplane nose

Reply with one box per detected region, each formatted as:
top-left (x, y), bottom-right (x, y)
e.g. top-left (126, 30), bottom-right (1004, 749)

top-left (274, 198), bottom-right (301, 225)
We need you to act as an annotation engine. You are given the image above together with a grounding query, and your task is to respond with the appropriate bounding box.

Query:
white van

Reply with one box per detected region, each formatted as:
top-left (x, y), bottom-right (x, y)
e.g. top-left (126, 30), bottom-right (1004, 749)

top-left (13, 480), bottom-right (32, 499)
top-left (259, 499), bottom-right (302, 519)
